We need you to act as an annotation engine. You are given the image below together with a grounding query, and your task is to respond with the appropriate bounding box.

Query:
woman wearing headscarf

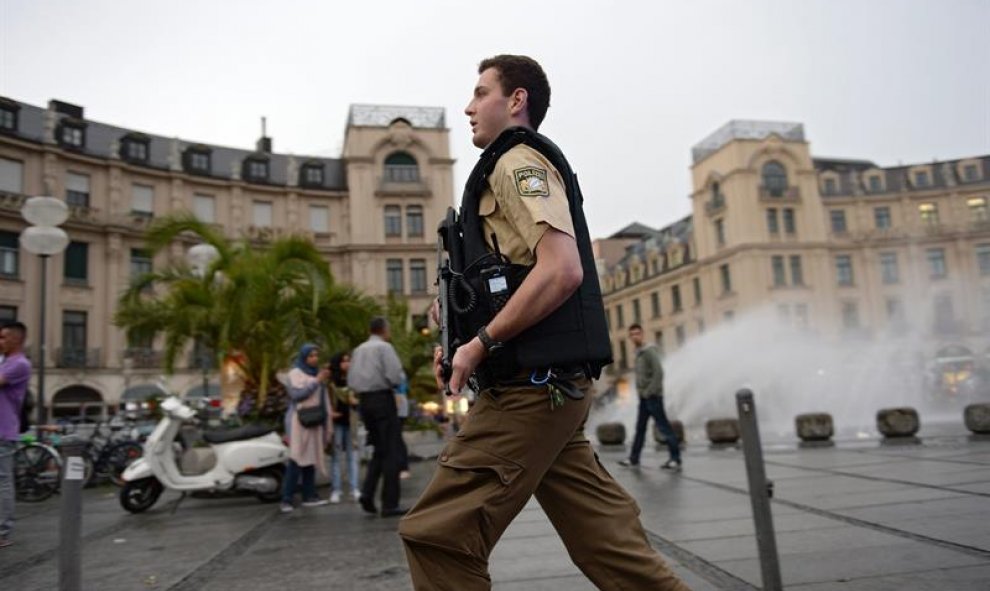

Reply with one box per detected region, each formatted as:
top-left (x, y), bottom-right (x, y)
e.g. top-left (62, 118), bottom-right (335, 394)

top-left (280, 343), bottom-right (333, 513)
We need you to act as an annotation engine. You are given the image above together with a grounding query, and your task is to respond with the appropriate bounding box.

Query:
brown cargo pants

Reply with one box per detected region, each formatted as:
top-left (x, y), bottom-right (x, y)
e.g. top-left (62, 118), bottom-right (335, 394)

top-left (398, 378), bottom-right (690, 591)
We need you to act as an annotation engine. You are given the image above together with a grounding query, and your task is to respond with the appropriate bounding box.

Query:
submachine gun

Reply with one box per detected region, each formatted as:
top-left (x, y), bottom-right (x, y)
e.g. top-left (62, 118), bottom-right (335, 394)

top-left (436, 207), bottom-right (467, 396)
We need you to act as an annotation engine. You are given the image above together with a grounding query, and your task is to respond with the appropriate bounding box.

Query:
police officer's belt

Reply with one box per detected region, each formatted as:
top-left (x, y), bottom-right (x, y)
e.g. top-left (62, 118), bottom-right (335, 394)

top-left (473, 364), bottom-right (589, 400)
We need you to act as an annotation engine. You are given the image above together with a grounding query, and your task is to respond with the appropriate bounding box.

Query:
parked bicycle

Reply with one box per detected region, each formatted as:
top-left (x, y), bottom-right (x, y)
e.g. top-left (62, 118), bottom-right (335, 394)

top-left (75, 420), bottom-right (144, 487)
top-left (13, 427), bottom-right (64, 503)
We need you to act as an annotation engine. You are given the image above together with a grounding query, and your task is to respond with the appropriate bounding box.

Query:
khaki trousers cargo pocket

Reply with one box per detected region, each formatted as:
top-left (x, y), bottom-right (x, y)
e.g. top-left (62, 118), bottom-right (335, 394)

top-left (400, 441), bottom-right (525, 558)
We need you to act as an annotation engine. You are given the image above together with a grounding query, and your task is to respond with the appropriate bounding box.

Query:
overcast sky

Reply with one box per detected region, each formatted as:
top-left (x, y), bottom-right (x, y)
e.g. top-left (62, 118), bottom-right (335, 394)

top-left (2, 0), bottom-right (988, 239)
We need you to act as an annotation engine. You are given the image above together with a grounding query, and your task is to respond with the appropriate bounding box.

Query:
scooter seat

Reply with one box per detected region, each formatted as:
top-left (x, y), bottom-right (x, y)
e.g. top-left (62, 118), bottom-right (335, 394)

top-left (202, 423), bottom-right (275, 444)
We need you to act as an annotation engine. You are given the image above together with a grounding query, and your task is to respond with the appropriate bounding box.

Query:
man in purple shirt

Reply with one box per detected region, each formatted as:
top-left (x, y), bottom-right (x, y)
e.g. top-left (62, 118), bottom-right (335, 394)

top-left (0, 321), bottom-right (32, 549)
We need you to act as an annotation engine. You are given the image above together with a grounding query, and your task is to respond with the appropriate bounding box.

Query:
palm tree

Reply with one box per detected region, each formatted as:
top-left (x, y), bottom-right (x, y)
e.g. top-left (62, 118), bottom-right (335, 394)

top-left (115, 212), bottom-right (379, 417)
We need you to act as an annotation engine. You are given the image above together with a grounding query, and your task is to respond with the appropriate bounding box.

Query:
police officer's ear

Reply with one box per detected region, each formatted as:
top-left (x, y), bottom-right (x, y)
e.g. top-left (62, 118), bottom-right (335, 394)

top-left (508, 87), bottom-right (530, 122)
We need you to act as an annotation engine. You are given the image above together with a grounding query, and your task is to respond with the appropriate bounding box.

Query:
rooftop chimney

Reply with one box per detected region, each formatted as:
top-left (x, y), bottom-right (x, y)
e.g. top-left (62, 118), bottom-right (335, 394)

top-left (49, 99), bottom-right (84, 119)
top-left (256, 116), bottom-right (272, 153)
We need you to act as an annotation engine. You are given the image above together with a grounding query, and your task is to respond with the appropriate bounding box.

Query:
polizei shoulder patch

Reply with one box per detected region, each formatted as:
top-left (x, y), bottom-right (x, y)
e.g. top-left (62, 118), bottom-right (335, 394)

top-left (513, 167), bottom-right (549, 197)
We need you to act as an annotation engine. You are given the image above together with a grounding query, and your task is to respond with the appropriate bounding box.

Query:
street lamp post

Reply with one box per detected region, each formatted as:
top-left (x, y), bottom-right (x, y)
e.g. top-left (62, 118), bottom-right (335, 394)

top-left (19, 196), bottom-right (70, 428)
top-left (187, 243), bottom-right (220, 406)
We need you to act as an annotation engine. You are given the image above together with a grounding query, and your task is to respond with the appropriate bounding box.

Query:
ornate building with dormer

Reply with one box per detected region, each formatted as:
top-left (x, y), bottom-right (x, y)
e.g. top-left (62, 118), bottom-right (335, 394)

top-left (0, 98), bottom-right (453, 417)
top-left (598, 120), bottom-right (990, 387)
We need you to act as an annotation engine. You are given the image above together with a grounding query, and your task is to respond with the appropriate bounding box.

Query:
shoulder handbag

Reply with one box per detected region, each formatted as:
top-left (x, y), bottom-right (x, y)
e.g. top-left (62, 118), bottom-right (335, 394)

top-left (297, 386), bottom-right (327, 428)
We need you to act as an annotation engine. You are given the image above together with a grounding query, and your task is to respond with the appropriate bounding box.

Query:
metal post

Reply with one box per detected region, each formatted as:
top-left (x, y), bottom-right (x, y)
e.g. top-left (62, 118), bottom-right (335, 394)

top-left (37, 254), bottom-right (49, 428)
top-left (736, 389), bottom-right (783, 591)
top-left (59, 451), bottom-right (86, 591)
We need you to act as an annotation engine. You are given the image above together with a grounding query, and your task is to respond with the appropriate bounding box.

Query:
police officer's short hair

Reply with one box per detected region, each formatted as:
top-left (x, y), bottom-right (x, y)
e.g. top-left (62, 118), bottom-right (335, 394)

top-left (479, 54), bottom-right (551, 131)
top-left (628, 323), bottom-right (643, 332)
top-left (370, 316), bottom-right (389, 335)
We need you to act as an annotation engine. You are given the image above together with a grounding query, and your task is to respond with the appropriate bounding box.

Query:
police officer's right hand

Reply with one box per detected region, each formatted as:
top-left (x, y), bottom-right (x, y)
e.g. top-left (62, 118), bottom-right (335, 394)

top-left (449, 337), bottom-right (485, 394)
top-left (430, 298), bottom-right (440, 325)
top-left (432, 345), bottom-right (444, 391)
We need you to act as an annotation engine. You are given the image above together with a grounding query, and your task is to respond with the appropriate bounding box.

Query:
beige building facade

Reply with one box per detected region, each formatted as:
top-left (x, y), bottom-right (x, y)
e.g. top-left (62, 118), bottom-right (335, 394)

top-left (0, 98), bottom-right (453, 417)
top-left (600, 120), bottom-right (990, 390)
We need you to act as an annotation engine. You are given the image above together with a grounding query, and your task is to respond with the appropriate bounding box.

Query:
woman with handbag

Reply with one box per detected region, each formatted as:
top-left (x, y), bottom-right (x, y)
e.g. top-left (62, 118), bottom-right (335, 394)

top-left (280, 343), bottom-right (333, 513)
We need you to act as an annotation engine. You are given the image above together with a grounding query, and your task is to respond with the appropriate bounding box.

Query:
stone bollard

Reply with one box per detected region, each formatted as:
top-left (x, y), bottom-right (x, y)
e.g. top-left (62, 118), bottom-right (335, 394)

top-left (964, 403), bottom-right (990, 437)
top-left (706, 418), bottom-right (740, 448)
top-left (596, 422), bottom-right (627, 449)
top-left (876, 407), bottom-right (920, 445)
top-left (654, 420), bottom-right (685, 448)
top-left (795, 413), bottom-right (835, 448)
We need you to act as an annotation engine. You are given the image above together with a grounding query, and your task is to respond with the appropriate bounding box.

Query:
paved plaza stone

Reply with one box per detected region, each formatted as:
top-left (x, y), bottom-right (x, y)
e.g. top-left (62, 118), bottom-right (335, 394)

top-left (0, 426), bottom-right (988, 590)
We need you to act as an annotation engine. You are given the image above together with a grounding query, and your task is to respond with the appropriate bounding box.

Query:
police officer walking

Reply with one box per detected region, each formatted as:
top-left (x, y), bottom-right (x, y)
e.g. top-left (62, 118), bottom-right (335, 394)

top-left (398, 55), bottom-right (689, 590)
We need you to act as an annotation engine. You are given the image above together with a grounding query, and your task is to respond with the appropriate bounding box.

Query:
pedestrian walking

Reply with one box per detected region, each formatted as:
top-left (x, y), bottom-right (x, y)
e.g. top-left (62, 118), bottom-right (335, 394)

top-left (619, 323), bottom-right (682, 471)
top-left (280, 343), bottom-right (332, 513)
top-left (347, 317), bottom-right (408, 517)
top-left (328, 351), bottom-right (360, 504)
top-left (396, 379), bottom-right (411, 479)
top-left (0, 322), bottom-right (32, 549)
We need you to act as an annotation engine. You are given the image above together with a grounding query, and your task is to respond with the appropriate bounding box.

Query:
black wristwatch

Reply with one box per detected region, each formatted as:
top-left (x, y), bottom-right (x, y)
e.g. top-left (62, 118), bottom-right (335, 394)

top-left (477, 325), bottom-right (504, 355)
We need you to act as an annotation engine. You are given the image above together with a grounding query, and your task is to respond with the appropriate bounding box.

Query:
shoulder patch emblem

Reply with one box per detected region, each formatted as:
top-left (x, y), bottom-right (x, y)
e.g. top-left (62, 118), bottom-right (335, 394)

top-left (513, 167), bottom-right (549, 197)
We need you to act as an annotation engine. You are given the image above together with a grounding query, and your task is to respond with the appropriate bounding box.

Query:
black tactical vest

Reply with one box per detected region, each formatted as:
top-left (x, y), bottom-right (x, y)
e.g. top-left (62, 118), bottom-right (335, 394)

top-left (455, 126), bottom-right (613, 379)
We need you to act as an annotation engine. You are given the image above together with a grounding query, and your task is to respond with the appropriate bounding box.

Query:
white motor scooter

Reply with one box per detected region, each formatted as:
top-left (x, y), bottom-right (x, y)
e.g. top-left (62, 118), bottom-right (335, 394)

top-left (119, 396), bottom-right (288, 513)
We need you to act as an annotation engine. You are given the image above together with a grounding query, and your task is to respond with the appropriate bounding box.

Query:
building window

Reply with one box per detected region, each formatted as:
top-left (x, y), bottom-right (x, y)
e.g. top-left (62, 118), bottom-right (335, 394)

top-left (63, 241), bottom-right (89, 284)
top-left (761, 161), bottom-right (788, 197)
top-left (868, 175), bottom-right (883, 193)
top-left (130, 249), bottom-right (152, 280)
top-left (933, 294), bottom-right (955, 334)
top-left (693, 277), bottom-right (701, 305)
top-left (914, 171), bottom-right (930, 188)
top-left (406, 205), bottom-right (424, 237)
top-left (927, 248), bottom-right (947, 279)
top-left (0, 103), bottom-right (18, 133)
top-left (252, 201), bottom-right (272, 227)
top-left (880, 252), bottom-right (899, 284)
top-left (632, 299), bottom-right (641, 323)
top-left (766, 208), bottom-right (779, 235)
top-left (789, 255), bottom-right (804, 286)
top-left (384, 205), bottom-right (402, 237)
top-left (121, 136), bottom-right (149, 163)
top-left (0, 305), bottom-right (16, 322)
top-left (59, 123), bottom-right (85, 149)
top-left (300, 164), bottom-right (324, 187)
top-left (968, 197), bottom-right (988, 222)
top-left (671, 285), bottom-right (682, 313)
top-left (783, 208), bottom-right (796, 234)
top-left (841, 301), bottom-right (860, 330)
top-left (919, 203), bottom-right (938, 225)
top-left (132, 184), bottom-right (154, 217)
top-left (193, 194), bottom-right (215, 223)
top-left (309, 205), bottom-right (329, 233)
top-left (963, 164), bottom-right (979, 182)
top-left (654, 331), bottom-right (664, 353)
top-left (771, 256), bottom-right (786, 287)
top-left (616, 303), bottom-right (624, 328)
top-left (384, 152), bottom-right (419, 183)
top-left (714, 218), bottom-right (725, 246)
top-left (61, 311), bottom-right (88, 362)
top-left (777, 304), bottom-right (791, 324)
top-left (386, 259), bottom-right (404, 294)
top-left (244, 159), bottom-right (269, 182)
top-left (829, 210), bottom-right (847, 234)
top-left (874, 207), bottom-right (891, 229)
top-left (794, 303), bottom-right (809, 328)
top-left (720, 263), bottom-right (732, 294)
top-left (651, 291), bottom-right (660, 317)
top-left (886, 297), bottom-right (905, 328)
top-left (836, 255), bottom-right (854, 286)
top-left (0, 231), bottom-right (19, 278)
top-left (0, 157), bottom-right (24, 193)
top-left (65, 172), bottom-right (90, 208)
top-left (823, 178), bottom-right (837, 196)
top-left (675, 325), bottom-right (686, 346)
top-left (976, 244), bottom-right (990, 275)
top-left (184, 148), bottom-right (211, 174)
top-left (410, 259), bottom-right (427, 294)
top-left (697, 319), bottom-right (705, 334)
top-left (619, 340), bottom-right (628, 370)
top-left (605, 307), bottom-right (611, 331)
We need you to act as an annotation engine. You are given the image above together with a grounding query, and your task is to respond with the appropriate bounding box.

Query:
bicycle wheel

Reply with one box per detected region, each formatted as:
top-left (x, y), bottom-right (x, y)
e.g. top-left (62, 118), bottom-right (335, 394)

top-left (106, 441), bottom-right (144, 487)
top-left (14, 443), bottom-right (63, 502)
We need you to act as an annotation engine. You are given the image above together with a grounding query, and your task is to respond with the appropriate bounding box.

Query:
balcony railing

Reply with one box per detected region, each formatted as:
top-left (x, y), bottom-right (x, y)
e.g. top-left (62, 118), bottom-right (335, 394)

top-left (0, 190), bottom-right (28, 212)
top-left (56, 347), bottom-right (101, 369)
top-left (123, 348), bottom-right (163, 369)
top-left (758, 186), bottom-right (801, 201)
top-left (704, 193), bottom-right (726, 216)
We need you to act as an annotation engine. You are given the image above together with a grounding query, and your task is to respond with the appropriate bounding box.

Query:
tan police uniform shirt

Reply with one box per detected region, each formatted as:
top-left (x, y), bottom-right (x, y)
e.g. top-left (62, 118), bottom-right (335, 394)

top-left (479, 144), bottom-right (575, 266)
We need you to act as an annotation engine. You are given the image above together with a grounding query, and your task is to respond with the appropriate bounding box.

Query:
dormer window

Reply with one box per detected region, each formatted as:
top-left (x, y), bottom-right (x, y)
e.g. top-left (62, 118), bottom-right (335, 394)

top-left (868, 174), bottom-right (883, 193)
top-left (914, 171), bottom-right (930, 188)
top-left (120, 135), bottom-right (150, 163)
top-left (244, 157), bottom-right (269, 182)
top-left (0, 101), bottom-right (18, 134)
top-left (300, 163), bottom-right (324, 187)
top-left (58, 121), bottom-right (86, 149)
top-left (183, 147), bottom-right (211, 175)
top-left (963, 164), bottom-right (980, 182)
top-left (823, 178), bottom-right (837, 196)
top-left (761, 161), bottom-right (788, 197)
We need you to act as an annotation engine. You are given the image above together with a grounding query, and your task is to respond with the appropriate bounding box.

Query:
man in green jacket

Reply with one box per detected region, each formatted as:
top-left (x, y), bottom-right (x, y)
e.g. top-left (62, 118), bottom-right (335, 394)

top-left (619, 324), bottom-right (682, 471)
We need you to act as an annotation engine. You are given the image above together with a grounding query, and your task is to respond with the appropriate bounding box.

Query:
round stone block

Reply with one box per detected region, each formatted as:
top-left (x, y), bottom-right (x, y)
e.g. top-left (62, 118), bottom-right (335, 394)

top-left (964, 403), bottom-right (990, 434)
top-left (876, 407), bottom-right (920, 438)
top-left (654, 420), bottom-right (685, 445)
top-left (706, 418), bottom-right (740, 444)
top-left (795, 413), bottom-right (834, 442)
top-left (596, 422), bottom-right (626, 446)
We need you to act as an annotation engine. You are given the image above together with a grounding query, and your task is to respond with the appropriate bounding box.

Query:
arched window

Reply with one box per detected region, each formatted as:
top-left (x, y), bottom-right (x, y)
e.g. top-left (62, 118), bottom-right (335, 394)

top-left (761, 161), bottom-right (788, 197)
top-left (384, 151), bottom-right (419, 183)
